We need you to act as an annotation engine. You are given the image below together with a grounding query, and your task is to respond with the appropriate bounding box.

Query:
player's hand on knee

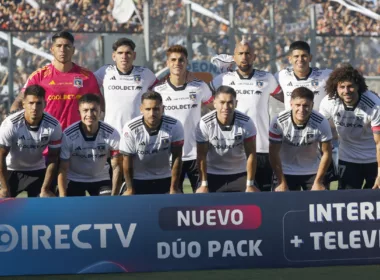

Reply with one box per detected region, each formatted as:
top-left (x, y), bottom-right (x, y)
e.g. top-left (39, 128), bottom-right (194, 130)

top-left (275, 182), bottom-right (289, 192)
top-left (196, 185), bottom-right (209, 194)
top-left (40, 189), bottom-right (56, 198)
top-left (0, 188), bottom-right (10, 198)
top-left (311, 182), bottom-right (326, 191)
top-left (372, 176), bottom-right (380, 189)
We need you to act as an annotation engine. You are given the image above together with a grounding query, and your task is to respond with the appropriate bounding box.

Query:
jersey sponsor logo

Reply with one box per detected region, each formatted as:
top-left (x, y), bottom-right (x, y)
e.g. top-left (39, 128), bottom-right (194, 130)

top-left (137, 147), bottom-right (169, 155)
top-left (255, 91), bottom-right (262, 95)
top-left (334, 121), bottom-right (363, 128)
top-left (189, 93), bottom-right (197, 101)
top-left (110, 76), bottom-right (116, 80)
top-left (230, 81), bottom-right (235, 85)
top-left (166, 96), bottom-right (172, 101)
top-left (236, 89), bottom-right (256, 95)
top-left (107, 85), bottom-right (142, 91)
top-left (287, 82), bottom-right (293, 86)
top-left (47, 94), bottom-right (82, 101)
top-left (49, 80), bottom-right (56, 85)
top-left (163, 104), bottom-right (197, 110)
top-left (256, 81), bottom-right (264, 88)
top-left (211, 142), bottom-right (243, 150)
top-left (74, 77), bottom-right (83, 88)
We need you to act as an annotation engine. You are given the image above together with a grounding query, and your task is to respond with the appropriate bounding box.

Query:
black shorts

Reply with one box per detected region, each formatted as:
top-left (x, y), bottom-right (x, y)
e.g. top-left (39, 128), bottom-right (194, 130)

top-left (132, 177), bottom-right (171, 195)
top-left (256, 153), bottom-right (272, 191)
top-left (338, 160), bottom-right (377, 190)
top-left (7, 169), bottom-right (45, 197)
top-left (204, 172), bottom-right (247, 193)
top-left (179, 160), bottom-right (199, 193)
top-left (272, 173), bottom-right (316, 191)
top-left (66, 180), bottom-right (112, 197)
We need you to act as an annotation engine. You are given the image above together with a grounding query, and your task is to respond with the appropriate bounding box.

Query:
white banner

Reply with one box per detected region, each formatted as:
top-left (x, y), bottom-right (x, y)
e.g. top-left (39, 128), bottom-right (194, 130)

top-left (112, 0), bottom-right (141, 24)
top-left (182, 0), bottom-right (230, 25)
top-left (25, 0), bottom-right (39, 9)
top-left (330, 0), bottom-right (380, 21)
top-left (0, 32), bottom-right (53, 61)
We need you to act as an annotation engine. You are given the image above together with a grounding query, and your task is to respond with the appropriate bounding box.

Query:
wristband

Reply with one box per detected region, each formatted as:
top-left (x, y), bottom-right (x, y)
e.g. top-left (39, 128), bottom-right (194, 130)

top-left (201, 181), bottom-right (208, 186)
top-left (246, 180), bottom-right (254, 186)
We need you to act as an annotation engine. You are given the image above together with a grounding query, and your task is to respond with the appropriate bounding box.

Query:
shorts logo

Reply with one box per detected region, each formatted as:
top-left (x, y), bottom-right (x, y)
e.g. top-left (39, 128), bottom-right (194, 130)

top-left (189, 93), bottom-right (196, 101)
top-left (311, 80), bottom-right (319, 88)
top-left (74, 78), bottom-right (83, 88)
top-left (256, 81), bottom-right (264, 88)
top-left (0, 225), bottom-right (18, 252)
top-left (134, 75), bottom-right (141, 82)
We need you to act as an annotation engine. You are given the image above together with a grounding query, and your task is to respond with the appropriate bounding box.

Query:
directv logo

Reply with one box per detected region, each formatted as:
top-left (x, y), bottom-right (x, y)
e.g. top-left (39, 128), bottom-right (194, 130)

top-left (0, 223), bottom-right (136, 252)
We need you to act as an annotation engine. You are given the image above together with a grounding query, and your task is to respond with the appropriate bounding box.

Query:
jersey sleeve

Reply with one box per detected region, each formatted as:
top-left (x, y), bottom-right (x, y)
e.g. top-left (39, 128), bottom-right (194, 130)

top-left (244, 117), bottom-right (257, 143)
top-left (21, 72), bottom-right (40, 91)
top-left (268, 73), bottom-right (282, 96)
top-left (60, 133), bottom-right (72, 160)
top-left (200, 82), bottom-right (213, 105)
top-left (48, 124), bottom-right (63, 149)
top-left (93, 65), bottom-right (107, 87)
top-left (210, 74), bottom-right (223, 93)
top-left (0, 119), bottom-right (14, 148)
top-left (319, 117), bottom-right (333, 142)
top-left (319, 96), bottom-right (332, 120)
top-left (109, 129), bottom-right (121, 157)
top-left (195, 119), bottom-right (209, 143)
top-left (370, 102), bottom-right (380, 134)
top-left (119, 124), bottom-right (136, 156)
top-left (171, 120), bottom-right (184, 147)
top-left (269, 116), bottom-right (283, 143)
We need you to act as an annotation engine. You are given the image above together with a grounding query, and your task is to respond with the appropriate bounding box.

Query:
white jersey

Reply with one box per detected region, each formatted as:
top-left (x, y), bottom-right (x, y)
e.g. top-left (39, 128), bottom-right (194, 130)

top-left (60, 121), bottom-right (120, 182)
top-left (319, 91), bottom-right (380, 163)
top-left (269, 110), bottom-right (332, 175)
top-left (0, 111), bottom-right (62, 171)
top-left (94, 65), bottom-right (157, 134)
top-left (153, 78), bottom-right (213, 161)
top-left (120, 115), bottom-right (184, 180)
top-left (210, 70), bottom-right (280, 153)
top-left (274, 67), bottom-right (332, 110)
top-left (196, 110), bottom-right (256, 175)
top-left (210, 54), bottom-right (236, 73)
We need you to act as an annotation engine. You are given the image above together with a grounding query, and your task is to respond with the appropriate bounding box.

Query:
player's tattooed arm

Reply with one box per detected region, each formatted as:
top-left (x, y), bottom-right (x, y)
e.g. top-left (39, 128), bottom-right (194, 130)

top-left (57, 160), bottom-right (69, 197)
top-left (170, 146), bottom-right (183, 194)
top-left (0, 146), bottom-right (10, 198)
top-left (269, 142), bottom-right (288, 191)
top-left (40, 147), bottom-right (60, 197)
top-left (372, 134), bottom-right (380, 189)
top-left (10, 92), bottom-right (24, 112)
top-left (111, 155), bottom-right (122, 195)
top-left (122, 155), bottom-right (135, 195)
top-left (196, 142), bottom-right (209, 193)
top-left (311, 141), bottom-right (332, 191)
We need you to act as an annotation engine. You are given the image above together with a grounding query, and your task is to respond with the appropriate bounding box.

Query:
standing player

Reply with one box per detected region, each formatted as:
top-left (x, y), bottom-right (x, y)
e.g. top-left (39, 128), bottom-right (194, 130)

top-left (319, 65), bottom-right (380, 190)
top-left (273, 41), bottom-right (332, 110)
top-left (269, 87), bottom-right (332, 191)
top-left (210, 40), bottom-right (279, 191)
top-left (57, 94), bottom-right (121, 197)
top-left (153, 45), bottom-right (213, 192)
top-left (0, 85), bottom-right (62, 198)
top-left (196, 86), bottom-right (259, 193)
top-left (94, 38), bottom-right (158, 135)
top-left (10, 31), bottom-right (102, 132)
top-left (119, 91), bottom-right (184, 195)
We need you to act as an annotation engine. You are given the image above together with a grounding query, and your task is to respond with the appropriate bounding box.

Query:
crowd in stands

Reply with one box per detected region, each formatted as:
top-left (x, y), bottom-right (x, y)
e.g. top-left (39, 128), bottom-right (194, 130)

top-left (0, 0), bottom-right (379, 121)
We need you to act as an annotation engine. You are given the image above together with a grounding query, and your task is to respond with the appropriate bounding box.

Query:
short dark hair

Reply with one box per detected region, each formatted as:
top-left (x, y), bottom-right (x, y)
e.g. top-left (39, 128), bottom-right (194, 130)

top-left (325, 64), bottom-right (368, 99)
top-left (141, 90), bottom-right (162, 104)
top-left (166, 45), bottom-right (188, 59)
top-left (289, 41), bottom-right (310, 55)
top-left (291, 87), bottom-right (314, 102)
top-left (112, 38), bottom-right (136, 51)
top-left (24, 85), bottom-right (45, 99)
top-left (215, 85), bottom-right (237, 99)
top-left (78, 94), bottom-right (101, 106)
top-left (52, 31), bottom-right (74, 44)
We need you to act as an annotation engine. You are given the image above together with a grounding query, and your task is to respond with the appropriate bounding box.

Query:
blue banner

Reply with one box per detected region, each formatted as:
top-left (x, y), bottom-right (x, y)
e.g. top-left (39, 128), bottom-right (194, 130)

top-left (1, 190), bottom-right (380, 276)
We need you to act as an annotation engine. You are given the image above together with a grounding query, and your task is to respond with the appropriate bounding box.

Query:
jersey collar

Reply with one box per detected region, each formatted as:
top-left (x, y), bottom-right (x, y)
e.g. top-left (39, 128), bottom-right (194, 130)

top-left (143, 118), bottom-right (162, 136)
top-left (293, 68), bottom-right (312, 81)
top-left (24, 113), bottom-right (43, 131)
top-left (116, 66), bottom-right (134, 75)
top-left (235, 69), bottom-right (255, 80)
top-left (79, 122), bottom-right (100, 141)
top-left (342, 95), bottom-right (361, 111)
top-left (167, 78), bottom-right (187, 91)
top-left (217, 112), bottom-right (235, 131)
